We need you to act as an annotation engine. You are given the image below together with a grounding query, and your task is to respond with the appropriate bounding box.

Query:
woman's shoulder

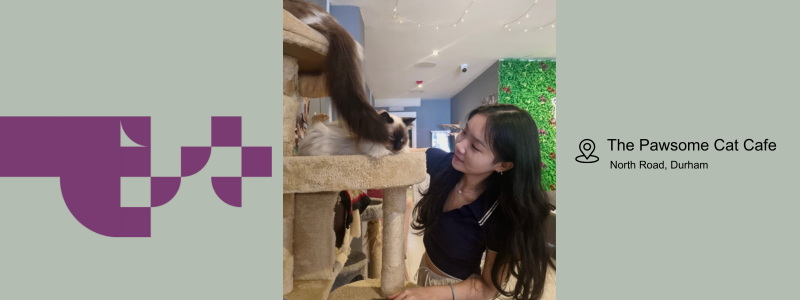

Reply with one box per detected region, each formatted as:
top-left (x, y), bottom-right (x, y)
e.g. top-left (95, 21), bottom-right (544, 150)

top-left (483, 199), bottom-right (511, 252)
top-left (425, 147), bottom-right (448, 157)
top-left (425, 147), bottom-right (453, 176)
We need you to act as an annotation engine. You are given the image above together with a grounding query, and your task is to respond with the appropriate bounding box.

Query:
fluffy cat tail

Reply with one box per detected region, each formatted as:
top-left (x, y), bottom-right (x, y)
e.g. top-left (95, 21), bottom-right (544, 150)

top-left (284, 0), bottom-right (388, 145)
top-left (321, 21), bottom-right (389, 145)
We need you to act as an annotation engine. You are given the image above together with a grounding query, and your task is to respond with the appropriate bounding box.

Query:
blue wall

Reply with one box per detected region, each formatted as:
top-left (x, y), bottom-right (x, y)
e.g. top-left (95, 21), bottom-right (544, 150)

top-left (307, 0), bottom-right (328, 11)
top-left (330, 5), bottom-right (364, 46)
top-left (376, 99), bottom-right (451, 148)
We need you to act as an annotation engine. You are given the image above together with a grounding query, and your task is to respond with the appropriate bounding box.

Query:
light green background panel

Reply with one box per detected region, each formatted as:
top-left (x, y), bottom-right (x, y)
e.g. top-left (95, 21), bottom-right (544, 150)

top-left (560, 0), bottom-right (799, 299)
top-left (0, 1), bottom-right (283, 299)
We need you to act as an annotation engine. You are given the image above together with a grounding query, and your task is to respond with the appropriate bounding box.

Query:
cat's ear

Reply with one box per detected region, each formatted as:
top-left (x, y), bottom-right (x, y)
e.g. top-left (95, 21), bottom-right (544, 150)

top-left (402, 117), bottom-right (416, 126)
top-left (380, 111), bottom-right (394, 124)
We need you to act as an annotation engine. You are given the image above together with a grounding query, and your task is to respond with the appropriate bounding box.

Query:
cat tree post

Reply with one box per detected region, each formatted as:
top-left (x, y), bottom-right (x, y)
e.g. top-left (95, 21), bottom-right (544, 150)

top-left (380, 187), bottom-right (408, 296)
top-left (284, 193), bottom-right (295, 294)
top-left (366, 219), bottom-right (382, 279)
top-left (283, 53), bottom-right (299, 295)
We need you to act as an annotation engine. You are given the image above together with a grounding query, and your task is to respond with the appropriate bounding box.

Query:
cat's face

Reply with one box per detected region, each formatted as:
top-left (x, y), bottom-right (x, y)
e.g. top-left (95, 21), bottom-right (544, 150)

top-left (380, 112), bottom-right (415, 153)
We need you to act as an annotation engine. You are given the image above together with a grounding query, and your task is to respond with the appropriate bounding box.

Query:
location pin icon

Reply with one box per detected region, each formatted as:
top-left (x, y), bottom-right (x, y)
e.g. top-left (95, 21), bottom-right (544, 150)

top-left (579, 139), bottom-right (595, 159)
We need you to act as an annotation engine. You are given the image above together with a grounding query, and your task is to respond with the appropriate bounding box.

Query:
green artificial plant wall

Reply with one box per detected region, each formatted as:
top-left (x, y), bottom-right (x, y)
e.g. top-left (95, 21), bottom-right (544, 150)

top-left (499, 59), bottom-right (556, 191)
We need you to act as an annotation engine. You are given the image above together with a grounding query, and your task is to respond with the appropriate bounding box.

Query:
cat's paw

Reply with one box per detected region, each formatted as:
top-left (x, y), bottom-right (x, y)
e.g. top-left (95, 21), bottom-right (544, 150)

top-left (367, 148), bottom-right (392, 159)
top-left (368, 153), bottom-right (388, 160)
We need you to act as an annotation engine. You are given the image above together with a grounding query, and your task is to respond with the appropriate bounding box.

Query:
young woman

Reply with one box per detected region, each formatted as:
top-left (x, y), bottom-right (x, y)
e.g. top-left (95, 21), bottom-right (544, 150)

top-left (389, 104), bottom-right (555, 300)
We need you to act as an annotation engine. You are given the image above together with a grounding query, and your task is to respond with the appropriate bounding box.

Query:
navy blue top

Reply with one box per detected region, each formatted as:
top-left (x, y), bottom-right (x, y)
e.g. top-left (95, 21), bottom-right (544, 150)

top-left (422, 147), bottom-right (509, 280)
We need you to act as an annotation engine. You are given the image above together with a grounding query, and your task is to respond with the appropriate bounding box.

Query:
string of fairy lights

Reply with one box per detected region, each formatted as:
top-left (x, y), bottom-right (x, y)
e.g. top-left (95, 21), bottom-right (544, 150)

top-left (391, 0), bottom-right (555, 33)
top-left (501, 0), bottom-right (556, 32)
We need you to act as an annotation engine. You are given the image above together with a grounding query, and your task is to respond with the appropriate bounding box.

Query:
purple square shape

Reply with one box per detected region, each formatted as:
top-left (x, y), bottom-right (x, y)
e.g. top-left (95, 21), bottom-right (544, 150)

top-left (211, 117), bottom-right (241, 147)
top-left (242, 147), bottom-right (272, 177)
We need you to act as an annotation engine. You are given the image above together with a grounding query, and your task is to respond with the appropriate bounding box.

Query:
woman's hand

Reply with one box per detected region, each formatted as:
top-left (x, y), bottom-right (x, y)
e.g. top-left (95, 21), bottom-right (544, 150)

top-left (388, 287), bottom-right (437, 300)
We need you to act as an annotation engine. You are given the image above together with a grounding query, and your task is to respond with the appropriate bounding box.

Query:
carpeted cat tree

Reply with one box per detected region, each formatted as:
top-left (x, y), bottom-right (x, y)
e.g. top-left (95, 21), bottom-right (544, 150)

top-left (283, 10), bottom-right (425, 300)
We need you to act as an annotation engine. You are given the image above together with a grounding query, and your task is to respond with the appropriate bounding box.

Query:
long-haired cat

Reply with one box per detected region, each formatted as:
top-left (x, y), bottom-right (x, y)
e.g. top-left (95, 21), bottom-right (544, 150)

top-left (299, 111), bottom-right (415, 159)
top-left (284, 0), bottom-right (389, 146)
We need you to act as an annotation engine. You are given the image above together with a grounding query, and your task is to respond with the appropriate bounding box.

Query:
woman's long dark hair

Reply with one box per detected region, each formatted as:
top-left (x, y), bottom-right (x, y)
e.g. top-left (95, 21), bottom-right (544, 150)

top-left (411, 104), bottom-right (555, 300)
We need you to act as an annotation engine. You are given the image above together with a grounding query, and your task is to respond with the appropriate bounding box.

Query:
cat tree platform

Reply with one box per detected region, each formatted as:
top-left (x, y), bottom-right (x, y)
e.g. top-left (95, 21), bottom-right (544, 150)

top-left (283, 9), bottom-right (328, 99)
top-left (284, 8), bottom-right (426, 300)
top-left (284, 154), bottom-right (426, 194)
top-left (283, 9), bottom-right (327, 72)
top-left (328, 279), bottom-right (420, 300)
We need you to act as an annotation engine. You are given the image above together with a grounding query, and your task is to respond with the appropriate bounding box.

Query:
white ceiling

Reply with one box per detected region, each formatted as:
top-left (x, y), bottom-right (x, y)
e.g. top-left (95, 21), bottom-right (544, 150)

top-left (331, 0), bottom-right (556, 100)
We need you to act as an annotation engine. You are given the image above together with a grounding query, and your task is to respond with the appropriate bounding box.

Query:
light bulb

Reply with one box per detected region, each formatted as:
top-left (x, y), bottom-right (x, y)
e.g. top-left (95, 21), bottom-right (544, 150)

top-left (527, 13), bottom-right (530, 18)
top-left (454, 24), bottom-right (457, 27)
top-left (524, 29), bottom-right (528, 32)
top-left (394, 7), bottom-right (397, 12)
top-left (461, 18), bottom-right (465, 22)
top-left (436, 26), bottom-right (439, 29)
top-left (518, 21), bottom-right (521, 24)
top-left (400, 19), bottom-right (403, 23)
top-left (539, 27), bottom-right (543, 30)
top-left (418, 84), bottom-right (423, 88)
top-left (508, 28), bottom-right (511, 31)
top-left (418, 24), bottom-right (421, 27)
top-left (504, 24), bottom-right (508, 28)
top-left (551, 24), bottom-right (555, 28)
top-left (466, 10), bottom-right (469, 13)
top-left (432, 50), bottom-right (439, 55)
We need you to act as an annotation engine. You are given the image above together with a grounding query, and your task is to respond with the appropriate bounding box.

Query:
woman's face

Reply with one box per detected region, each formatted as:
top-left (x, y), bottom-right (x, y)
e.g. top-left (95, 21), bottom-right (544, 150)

top-left (452, 114), bottom-right (503, 175)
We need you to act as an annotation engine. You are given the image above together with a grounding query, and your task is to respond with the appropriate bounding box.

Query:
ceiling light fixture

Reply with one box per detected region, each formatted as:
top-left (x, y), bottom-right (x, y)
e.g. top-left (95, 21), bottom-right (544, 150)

top-left (414, 62), bottom-right (437, 69)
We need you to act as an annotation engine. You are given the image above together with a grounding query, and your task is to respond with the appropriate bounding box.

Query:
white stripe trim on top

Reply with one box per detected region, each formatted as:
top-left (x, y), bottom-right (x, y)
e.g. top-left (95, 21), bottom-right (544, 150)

top-left (479, 200), bottom-right (500, 226)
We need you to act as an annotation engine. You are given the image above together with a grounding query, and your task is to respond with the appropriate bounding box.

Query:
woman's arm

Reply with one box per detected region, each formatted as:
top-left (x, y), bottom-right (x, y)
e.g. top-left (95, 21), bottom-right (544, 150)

top-left (459, 250), bottom-right (505, 300)
top-left (389, 251), bottom-right (506, 300)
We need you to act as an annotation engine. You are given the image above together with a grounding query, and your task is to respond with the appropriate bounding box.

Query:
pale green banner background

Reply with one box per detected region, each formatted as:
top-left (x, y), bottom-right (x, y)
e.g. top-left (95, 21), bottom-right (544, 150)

top-left (560, 0), bottom-right (799, 299)
top-left (0, 1), bottom-right (282, 299)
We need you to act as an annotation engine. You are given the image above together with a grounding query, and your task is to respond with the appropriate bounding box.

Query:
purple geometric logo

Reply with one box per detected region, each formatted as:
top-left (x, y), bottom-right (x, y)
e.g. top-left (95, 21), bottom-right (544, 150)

top-left (0, 116), bottom-right (272, 237)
